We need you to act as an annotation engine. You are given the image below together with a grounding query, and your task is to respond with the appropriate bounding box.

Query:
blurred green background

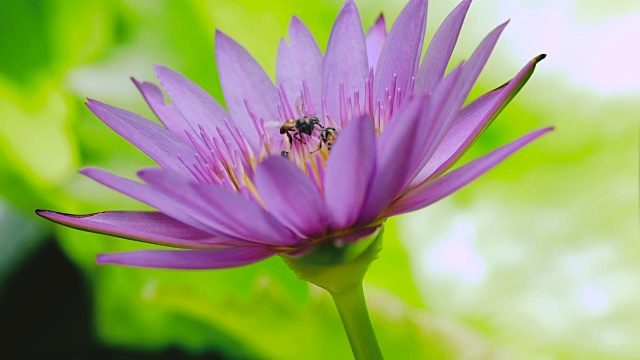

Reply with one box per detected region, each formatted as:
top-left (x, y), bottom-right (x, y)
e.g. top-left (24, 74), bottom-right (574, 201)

top-left (0, 0), bottom-right (637, 358)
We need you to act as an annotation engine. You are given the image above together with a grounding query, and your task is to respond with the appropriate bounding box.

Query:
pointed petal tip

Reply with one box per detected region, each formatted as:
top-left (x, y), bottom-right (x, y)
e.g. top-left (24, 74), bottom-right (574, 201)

top-left (374, 13), bottom-right (385, 24)
top-left (85, 99), bottom-right (113, 111)
top-left (287, 16), bottom-right (313, 41)
top-left (214, 30), bottom-right (236, 47)
top-left (286, 16), bottom-right (303, 39)
top-left (78, 166), bottom-right (101, 177)
top-left (131, 77), bottom-right (152, 94)
top-left (96, 254), bottom-right (124, 266)
top-left (490, 53), bottom-right (547, 93)
top-left (130, 77), bottom-right (155, 92)
top-left (153, 64), bottom-right (175, 78)
top-left (96, 253), bottom-right (125, 266)
top-left (96, 254), bottom-right (110, 265)
top-left (495, 20), bottom-right (510, 32)
top-left (215, 29), bottom-right (232, 43)
top-left (289, 15), bottom-right (304, 28)
top-left (95, 254), bottom-right (125, 267)
top-left (459, 0), bottom-right (473, 12)
top-left (521, 126), bottom-right (555, 143)
top-left (343, 0), bottom-right (357, 10)
top-left (36, 209), bottom-right (80, 228)
top-left (35, 209), bottom-right (76, 219)
top-left (153, 64), bottom-right (184, 86)
top-left (136, 168), bottom-right (151, 177)
top-left (35, 209), bottom-right (94, 225)
top-left (486, 20), bottom-right (509, 35)
top-left (35, 209), bottom-right (50, 218)
top-left (137, 167), bottom-right (164, 181)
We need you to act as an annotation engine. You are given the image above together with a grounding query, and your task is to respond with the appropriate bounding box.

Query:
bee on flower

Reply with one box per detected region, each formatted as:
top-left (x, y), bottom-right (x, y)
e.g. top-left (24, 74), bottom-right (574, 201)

top-left (38, 0), bottom-right (550, 270)
top-left (37, 1), bottom-right (552, 356)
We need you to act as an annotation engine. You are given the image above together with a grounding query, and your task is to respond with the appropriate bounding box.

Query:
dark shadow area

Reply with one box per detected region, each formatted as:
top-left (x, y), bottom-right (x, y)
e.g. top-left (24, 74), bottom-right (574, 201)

top-left (0, 237), bottom-right (227, 359)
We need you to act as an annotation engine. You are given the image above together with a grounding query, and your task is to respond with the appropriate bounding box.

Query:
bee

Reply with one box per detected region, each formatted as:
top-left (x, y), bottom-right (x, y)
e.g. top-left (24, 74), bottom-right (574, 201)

top-left (280, 150), bottom-right (289, 157)
top-left (313, 127), bottom-right (338, 153)
top-left (280, 116), bottom-right (322, 145)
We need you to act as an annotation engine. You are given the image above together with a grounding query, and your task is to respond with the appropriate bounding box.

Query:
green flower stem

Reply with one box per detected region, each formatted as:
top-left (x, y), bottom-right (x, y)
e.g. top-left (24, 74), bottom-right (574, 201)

top-left (282, 226), bottom-right (385, 359)
top-left (329, 282), bottom-right (383, 360)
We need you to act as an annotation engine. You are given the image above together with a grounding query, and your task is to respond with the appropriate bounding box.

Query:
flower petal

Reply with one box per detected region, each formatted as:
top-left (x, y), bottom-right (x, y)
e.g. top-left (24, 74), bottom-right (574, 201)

top-left (385, 127), bottom-right (554, 217)
top-left (415, 0), bottom-right (472, 93)
top-left (138, 168), bottom-right (301, 247)
top-left (439, 21), bottom-right (508, 123)
top-left (365, 14), bottom-right (386, 73)
top-left (405, 64), bottom-right (464, 181)
top-left (322, 0), bottom-right (369, 121)
top-left (369, 66), bottom-right (464, 217)
top-left (132, 78), bottom-right (192, 143)
top-left (374, 0), bottom-right (428, 99)
top-left (324, 115), bottom-right (377, 229)
top-left (401, 22), bottom-right (507, 179)
top-left (216, 31), bottom-right (278, 140)
top-left (85, 100), bottom-right (195, 173)
top-left (97, 246), bottom-right (276, 270)
top-left (36, 210), bottom-right (241, 248)
top-left (153, 65), bottom-right (236, 144)
top-left (80, 167), bottom-right (234, 239)
top-left (254, 156), bottom-right (328, 237)
top-left (411, 54), bottom-right (547, 185)
top-left (357, 96), bottom-right (430, 223)
top-left (276, 17), bottom-right (323, 114)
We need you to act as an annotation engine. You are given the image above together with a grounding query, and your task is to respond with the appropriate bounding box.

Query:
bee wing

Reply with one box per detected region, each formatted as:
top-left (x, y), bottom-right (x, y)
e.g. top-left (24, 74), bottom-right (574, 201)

top-left (264, 120), bottom-right (283, 128)
top-left (295, 96), bottom-right (306, 117)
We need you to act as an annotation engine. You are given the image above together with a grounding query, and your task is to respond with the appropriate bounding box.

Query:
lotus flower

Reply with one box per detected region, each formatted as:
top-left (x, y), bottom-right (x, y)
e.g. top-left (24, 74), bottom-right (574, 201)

top-left (38, 0), bottom-right (551, 270)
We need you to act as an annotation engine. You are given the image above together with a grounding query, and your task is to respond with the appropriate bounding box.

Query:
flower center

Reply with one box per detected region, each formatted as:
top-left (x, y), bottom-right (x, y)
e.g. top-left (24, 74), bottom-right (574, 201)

top-left (181, 71), bottom-right (408, 203)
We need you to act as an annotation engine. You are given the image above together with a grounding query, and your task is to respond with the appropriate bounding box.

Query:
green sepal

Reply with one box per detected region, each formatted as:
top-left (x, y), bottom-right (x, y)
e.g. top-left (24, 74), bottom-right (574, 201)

top-left (281, 226), bottom-right (384, 294)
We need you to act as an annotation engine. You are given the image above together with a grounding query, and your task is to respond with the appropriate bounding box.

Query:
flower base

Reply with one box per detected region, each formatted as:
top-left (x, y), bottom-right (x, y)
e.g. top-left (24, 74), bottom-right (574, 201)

top-left (282, 227), bottom-right (384, 359)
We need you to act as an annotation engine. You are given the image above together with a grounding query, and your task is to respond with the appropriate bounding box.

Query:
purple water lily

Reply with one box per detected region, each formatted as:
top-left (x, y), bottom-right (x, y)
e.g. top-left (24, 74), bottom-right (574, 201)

top-left (38, 0), bottom-right (551, 270)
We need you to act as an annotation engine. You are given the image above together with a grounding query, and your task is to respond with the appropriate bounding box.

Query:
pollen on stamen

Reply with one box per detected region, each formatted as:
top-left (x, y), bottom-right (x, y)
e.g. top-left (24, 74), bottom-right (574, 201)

top-left (375, 99), bottom-right (383, 135)
top-left (244, 67), bottom-right (417, 182)
top-left (180, 118), bottom-right (263, 196)
top-left (211, 133), bottom-right (232, 168)
top-left (239, 175), bottom-right (266, 207)
top-left (304, 153), bottom-right (327, 196)
top-left (224, 118), bottom-right (257, 171)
